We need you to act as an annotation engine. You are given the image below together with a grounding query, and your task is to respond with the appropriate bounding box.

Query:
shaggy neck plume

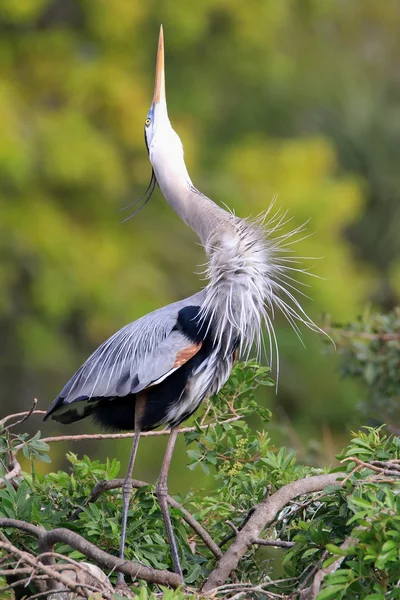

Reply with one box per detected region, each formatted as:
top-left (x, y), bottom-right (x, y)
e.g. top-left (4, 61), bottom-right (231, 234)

top-left (199, 213), bottom-right (270, 358)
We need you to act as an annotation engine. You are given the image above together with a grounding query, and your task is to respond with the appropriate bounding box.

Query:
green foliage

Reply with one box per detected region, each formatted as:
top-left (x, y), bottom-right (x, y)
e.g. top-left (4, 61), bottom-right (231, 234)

top-left (1, 361), bottom-right (399, 599)
top-left (119, 588), bottom-right (191, 600)
top-left (282, 428), bottom-right (400, 599)
top-left (0, 425), bottom-right (50, 471)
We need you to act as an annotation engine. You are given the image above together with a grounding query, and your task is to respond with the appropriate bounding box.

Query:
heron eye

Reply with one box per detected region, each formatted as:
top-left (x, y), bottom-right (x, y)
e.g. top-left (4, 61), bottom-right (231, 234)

top-left (145, 118), bottom-right (151, 126)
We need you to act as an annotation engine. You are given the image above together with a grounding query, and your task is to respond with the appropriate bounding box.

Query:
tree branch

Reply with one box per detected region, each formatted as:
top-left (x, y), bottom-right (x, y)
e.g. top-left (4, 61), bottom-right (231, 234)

top-left (0, 454), bottom-right (22, 489)
top-left (202, 472), bottom-right (344, 592)
top-left (0, 519), bottom-right (45, 538)
top-left (39, 528), bottom-right (182, 587)
top-left (0, 518), bottom-right (182, 588)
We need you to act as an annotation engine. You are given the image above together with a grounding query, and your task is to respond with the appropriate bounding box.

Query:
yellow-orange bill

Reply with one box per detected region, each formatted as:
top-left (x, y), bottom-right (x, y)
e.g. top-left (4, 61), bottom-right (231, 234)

top-left (153, 25), bottom-right (165, 104)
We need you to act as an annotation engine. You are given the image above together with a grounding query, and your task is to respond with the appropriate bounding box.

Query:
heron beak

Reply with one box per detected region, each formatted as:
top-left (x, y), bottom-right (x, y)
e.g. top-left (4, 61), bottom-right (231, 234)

top-left (153, 25), bottom-right (166, 105)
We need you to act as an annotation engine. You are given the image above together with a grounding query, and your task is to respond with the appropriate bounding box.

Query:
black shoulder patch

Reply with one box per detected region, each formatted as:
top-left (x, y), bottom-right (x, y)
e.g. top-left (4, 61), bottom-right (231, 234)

top-left (175, 305), bottom-right (209, 343)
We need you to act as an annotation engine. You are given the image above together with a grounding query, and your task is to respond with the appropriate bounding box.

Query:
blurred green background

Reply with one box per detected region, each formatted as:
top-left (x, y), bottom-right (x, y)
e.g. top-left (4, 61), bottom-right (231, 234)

top-left (1, 0), bottom-right (399, 490)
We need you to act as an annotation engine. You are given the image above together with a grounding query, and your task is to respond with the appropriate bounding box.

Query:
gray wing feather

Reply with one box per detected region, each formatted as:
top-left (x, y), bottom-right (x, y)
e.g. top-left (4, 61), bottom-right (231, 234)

top-left (52, 291), bottom-right (205, 408)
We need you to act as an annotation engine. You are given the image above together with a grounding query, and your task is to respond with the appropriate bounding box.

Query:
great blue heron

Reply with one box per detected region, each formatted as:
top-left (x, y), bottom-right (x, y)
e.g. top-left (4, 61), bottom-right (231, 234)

top-left (44, 26), bottom-right (322, 583)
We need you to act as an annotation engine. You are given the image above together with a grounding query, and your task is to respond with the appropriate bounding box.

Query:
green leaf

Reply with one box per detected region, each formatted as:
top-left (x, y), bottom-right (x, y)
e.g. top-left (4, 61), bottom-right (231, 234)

top-left (316, 584), bottom-right (347, 600)
top-left (350, 496), bottom-right (373, 509)
top-left (325, 543), bottom-right (349, 556)
top-left (381, 540), bottom-right (398, 553)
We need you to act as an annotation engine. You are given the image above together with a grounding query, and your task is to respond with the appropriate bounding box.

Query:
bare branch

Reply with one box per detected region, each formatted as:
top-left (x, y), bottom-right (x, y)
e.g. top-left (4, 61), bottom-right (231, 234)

top-left (230, 590), bottom-right (284, 599)
top-left (202, 472), bottom-right (345, 591)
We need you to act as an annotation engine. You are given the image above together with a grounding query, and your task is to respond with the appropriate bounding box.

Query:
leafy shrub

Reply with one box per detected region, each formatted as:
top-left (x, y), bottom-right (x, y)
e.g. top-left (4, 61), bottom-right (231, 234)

top-left (0, 349), bottom-right (399, 599)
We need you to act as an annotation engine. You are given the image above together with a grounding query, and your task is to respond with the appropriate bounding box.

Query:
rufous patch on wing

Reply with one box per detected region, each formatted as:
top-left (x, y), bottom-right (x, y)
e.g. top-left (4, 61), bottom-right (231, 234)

top-left (173, 342), bottom-right (202, 368)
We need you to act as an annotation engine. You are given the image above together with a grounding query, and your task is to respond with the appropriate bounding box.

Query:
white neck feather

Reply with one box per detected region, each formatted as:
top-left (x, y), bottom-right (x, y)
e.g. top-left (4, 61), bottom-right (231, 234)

top-left (199, 208), bottom-right (326, 370)
top-left (199, 215), bottom-right (270, 358)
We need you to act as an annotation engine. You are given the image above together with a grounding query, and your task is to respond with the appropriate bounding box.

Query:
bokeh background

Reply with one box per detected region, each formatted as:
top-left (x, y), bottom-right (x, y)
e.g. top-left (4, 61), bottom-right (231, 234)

top-left (1, 0), bottom-right (399, 490)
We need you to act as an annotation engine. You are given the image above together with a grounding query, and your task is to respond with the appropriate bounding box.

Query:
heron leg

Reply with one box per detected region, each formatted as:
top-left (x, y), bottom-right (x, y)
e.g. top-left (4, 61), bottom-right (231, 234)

top-left (156, 426), bottom-right (183, 578)
top-left (116, 422), bottom-right (141, 586)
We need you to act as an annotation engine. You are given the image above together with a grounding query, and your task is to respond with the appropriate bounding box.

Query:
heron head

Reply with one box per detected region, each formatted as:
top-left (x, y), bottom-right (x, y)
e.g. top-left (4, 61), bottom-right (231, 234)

top-left (121, 27), bottom-right (188, 222)
top-left (144, 25), bottom-right (171, 152)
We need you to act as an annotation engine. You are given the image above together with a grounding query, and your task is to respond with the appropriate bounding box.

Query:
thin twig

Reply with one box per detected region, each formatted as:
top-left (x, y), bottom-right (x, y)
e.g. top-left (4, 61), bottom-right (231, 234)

top-left (0, 567), bottom-right (40, 577)
top-left (371, 459), bottom-right (400, 470)
top-left (219, 507), bottom-right (257, 549)
top-left (25, 589), bottom-right (71, 600)
top-left (13, 415), bottom-right (242, 452)
top-left (0, 574), bottom-right (48, 595)
top-left (3, 400), bottom-right (39, 431)
top-left (342, 456), bottom-right (400, 479)
top-left (208, 578), bottom-right (295, 597)
top-left (225, 523), bottom-right (295, 549)
top-left (226, 521), bottom-right (239, 536)
top-left (230, 589), bottom-right (284, 599)
top-left (252, 538), bottom-right (295, 548)
top-left (326, 328), bottom-right (400, 342)
top-left (0, 410), bottom-right (47, 427)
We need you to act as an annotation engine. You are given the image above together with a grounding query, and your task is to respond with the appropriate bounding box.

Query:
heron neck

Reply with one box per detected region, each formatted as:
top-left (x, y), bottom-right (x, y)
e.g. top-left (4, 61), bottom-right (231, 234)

top-left (151, 143), bottom-right (227, 247)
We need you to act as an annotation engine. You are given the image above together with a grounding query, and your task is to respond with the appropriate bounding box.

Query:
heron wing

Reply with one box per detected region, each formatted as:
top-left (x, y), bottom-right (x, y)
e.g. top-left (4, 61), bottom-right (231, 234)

top-left (45, 291), bottom-right (206, 419)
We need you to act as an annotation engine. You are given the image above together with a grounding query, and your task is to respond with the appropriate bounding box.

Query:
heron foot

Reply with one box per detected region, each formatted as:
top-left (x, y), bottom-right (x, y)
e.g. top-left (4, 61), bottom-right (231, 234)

top-left (115, 578), bottom-right (134, 598)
